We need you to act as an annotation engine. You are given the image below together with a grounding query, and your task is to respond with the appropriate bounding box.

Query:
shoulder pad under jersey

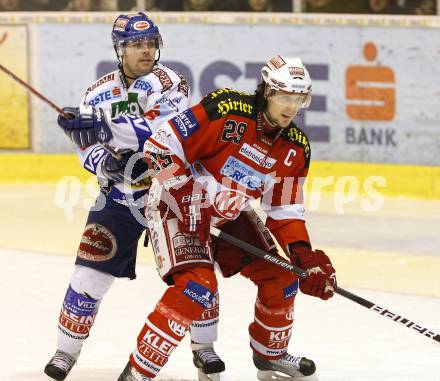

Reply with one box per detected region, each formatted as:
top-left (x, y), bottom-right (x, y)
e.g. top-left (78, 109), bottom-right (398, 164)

top-left (83, 70), bottom-right (123, 107)
top-left (281, 124), bottom-right (311, 167)
top-left (200, 88), bottom-right (257, 121)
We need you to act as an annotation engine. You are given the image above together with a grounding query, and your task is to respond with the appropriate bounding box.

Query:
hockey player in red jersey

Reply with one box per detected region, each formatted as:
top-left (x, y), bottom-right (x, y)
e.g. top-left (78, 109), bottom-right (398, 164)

top-left (44, 13), bottom-right (224, 381)
top-left (116, 56), bottom-right (337, 381)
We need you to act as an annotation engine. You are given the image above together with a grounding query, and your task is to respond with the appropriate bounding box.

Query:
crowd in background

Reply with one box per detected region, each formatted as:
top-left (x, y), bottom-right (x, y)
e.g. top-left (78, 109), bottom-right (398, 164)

top-left (0, 0), bottom-right (436, 15)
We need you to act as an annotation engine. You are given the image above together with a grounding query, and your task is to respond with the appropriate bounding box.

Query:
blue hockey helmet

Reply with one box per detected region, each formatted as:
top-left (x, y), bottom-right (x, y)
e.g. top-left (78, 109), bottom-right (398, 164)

top-left (111, 12), bottom-right (163, 56)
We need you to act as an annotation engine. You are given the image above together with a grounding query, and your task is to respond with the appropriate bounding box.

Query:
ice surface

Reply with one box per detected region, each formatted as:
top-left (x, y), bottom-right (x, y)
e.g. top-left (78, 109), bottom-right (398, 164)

top-left (1, 248), bottom-right (439, 381)
top-left (1, 184), bottom-right (439, 380)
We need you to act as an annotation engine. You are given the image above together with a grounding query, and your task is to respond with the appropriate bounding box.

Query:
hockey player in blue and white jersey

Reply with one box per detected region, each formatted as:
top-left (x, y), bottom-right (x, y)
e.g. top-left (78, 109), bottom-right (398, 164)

top-left (44, 13), bottom-right (224, 381)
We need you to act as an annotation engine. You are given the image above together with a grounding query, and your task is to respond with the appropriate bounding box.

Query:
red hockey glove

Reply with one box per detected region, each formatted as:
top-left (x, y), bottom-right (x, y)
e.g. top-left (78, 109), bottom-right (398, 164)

top-left (289, 244), bottom-right (336, 300)
top-left (163, 176), bottom-right (211, 243)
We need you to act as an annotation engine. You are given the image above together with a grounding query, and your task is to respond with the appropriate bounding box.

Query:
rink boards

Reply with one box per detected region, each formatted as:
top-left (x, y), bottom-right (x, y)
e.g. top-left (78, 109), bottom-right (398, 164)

top-left (1, 153), bottom-right (440, 198)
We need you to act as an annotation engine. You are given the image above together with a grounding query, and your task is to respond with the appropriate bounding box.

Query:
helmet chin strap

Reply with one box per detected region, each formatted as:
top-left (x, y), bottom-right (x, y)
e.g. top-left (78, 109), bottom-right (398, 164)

top-left (263, 94), bottom-right (283, 130)
top-left (258, 111), bottom-right (284, 143)
top-left (121, 59), bottom-right (138, 81)
top-left (114, 45), bottom-right (130, 88)
top-left (263, 109), bottom-right (279, 129)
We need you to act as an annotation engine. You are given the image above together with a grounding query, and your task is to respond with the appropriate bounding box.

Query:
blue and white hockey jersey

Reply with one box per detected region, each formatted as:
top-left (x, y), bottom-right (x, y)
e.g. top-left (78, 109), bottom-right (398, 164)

top-left (76, 64), bottom-right (190, 206)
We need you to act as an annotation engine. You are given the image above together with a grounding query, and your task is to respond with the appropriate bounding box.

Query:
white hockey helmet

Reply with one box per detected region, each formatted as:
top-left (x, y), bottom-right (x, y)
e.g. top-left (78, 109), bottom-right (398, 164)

top-left (261, 56), bottom-right (312, 108)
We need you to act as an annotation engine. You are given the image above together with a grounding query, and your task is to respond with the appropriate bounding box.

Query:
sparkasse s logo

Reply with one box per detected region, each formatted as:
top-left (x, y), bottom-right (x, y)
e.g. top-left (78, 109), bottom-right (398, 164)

top-left (345, 42), bottom-right (397, 147)
top-left (346, 41), bottom-right (396, 121)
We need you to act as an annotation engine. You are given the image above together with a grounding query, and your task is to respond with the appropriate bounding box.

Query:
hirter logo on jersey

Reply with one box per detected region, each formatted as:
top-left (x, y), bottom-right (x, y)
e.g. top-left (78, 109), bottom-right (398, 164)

top-left (217, 98), bottom-right (253, 117)
top-left (286, 127), bottom-right (311, 161)
top-left (170, 109), bottom-right (200, 140)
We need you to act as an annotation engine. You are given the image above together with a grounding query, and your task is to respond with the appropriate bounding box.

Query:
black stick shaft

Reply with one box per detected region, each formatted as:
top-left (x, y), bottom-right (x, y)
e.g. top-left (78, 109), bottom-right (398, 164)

top-left (214, 228), bottom-right (307, 278)
top-left (0, 63), bottom-right (122, 160)
top-left (211, 227), bottom-right (440, 344)
top-left (0, 62), bottom-right (69, 117)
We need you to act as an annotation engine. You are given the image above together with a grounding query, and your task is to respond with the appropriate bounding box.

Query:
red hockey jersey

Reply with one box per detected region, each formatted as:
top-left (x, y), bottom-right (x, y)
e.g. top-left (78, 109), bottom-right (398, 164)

top-left (145, 88), bottom-right (312, 251)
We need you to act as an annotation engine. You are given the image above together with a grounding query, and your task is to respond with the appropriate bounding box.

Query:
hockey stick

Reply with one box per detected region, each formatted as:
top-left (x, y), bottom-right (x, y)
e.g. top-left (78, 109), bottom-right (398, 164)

top-left (211, 226), bottom-right (440, 344)
top-left (0, 62), bottom-right (122, 160)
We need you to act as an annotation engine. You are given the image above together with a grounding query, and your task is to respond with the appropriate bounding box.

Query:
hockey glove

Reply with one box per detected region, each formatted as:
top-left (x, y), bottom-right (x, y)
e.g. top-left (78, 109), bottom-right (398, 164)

top-left (289, 244), bottom-right (336, 300)
top-left (57, 106), bottom-right (113, 149)
top-left (161, 176), bottom-right (211, 243)
top-left (101, 149), bottom-right (150, 184)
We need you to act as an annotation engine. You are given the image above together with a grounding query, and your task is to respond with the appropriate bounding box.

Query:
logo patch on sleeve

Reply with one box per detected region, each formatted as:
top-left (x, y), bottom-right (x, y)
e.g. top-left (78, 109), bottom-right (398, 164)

top-left (84, 146), bottom-right (106, 174)
top-left (152, 67), bottom-right (173, 93)
top-left (283, 280), bottom-right (299, 299)
top-left (182, 280), bottom-right (214, 308)
top-left (170, 109), bottom-right (200, 140)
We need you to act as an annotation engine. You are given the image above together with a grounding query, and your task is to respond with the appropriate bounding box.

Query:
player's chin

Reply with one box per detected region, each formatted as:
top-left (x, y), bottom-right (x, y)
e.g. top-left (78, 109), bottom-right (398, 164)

top-left (137, 62), bottom-right (154, 75)
top-left (277, 118), bottom-right (292, 128)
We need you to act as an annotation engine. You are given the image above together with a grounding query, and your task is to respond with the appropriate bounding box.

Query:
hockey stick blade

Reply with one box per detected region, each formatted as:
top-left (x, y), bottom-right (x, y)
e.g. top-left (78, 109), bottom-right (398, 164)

top-left (211, 227), bottom-right (440, 344)
top-left (335, 287), bottom-right (440, 343)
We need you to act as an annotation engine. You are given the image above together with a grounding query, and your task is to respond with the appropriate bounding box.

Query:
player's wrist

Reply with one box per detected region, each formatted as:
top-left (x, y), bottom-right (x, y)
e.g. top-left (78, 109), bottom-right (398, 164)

top-left (288, 241), bottom-right (312, 265)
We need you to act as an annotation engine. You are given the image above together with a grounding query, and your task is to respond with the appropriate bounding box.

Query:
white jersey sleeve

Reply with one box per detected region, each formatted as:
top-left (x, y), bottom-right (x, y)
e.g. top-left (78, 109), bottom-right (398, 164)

top-left (74, 65), bottom-right (190, 180)
top-left (72, 71), bottom-right (121, 176)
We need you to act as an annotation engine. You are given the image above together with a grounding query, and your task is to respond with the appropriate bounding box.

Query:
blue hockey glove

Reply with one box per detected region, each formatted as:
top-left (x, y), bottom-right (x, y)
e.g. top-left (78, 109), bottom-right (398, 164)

top-left (101, 149), bottom-right (150, 184)
top-left (57, 107), bottom-right (113, 148)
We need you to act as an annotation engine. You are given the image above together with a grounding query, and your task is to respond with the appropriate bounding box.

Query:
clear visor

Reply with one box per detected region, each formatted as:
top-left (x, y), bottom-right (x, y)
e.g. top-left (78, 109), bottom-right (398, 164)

top-left (119, 35), bottom-right (162, 53)
top-left (269, 91), bottom-right (311, 108)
